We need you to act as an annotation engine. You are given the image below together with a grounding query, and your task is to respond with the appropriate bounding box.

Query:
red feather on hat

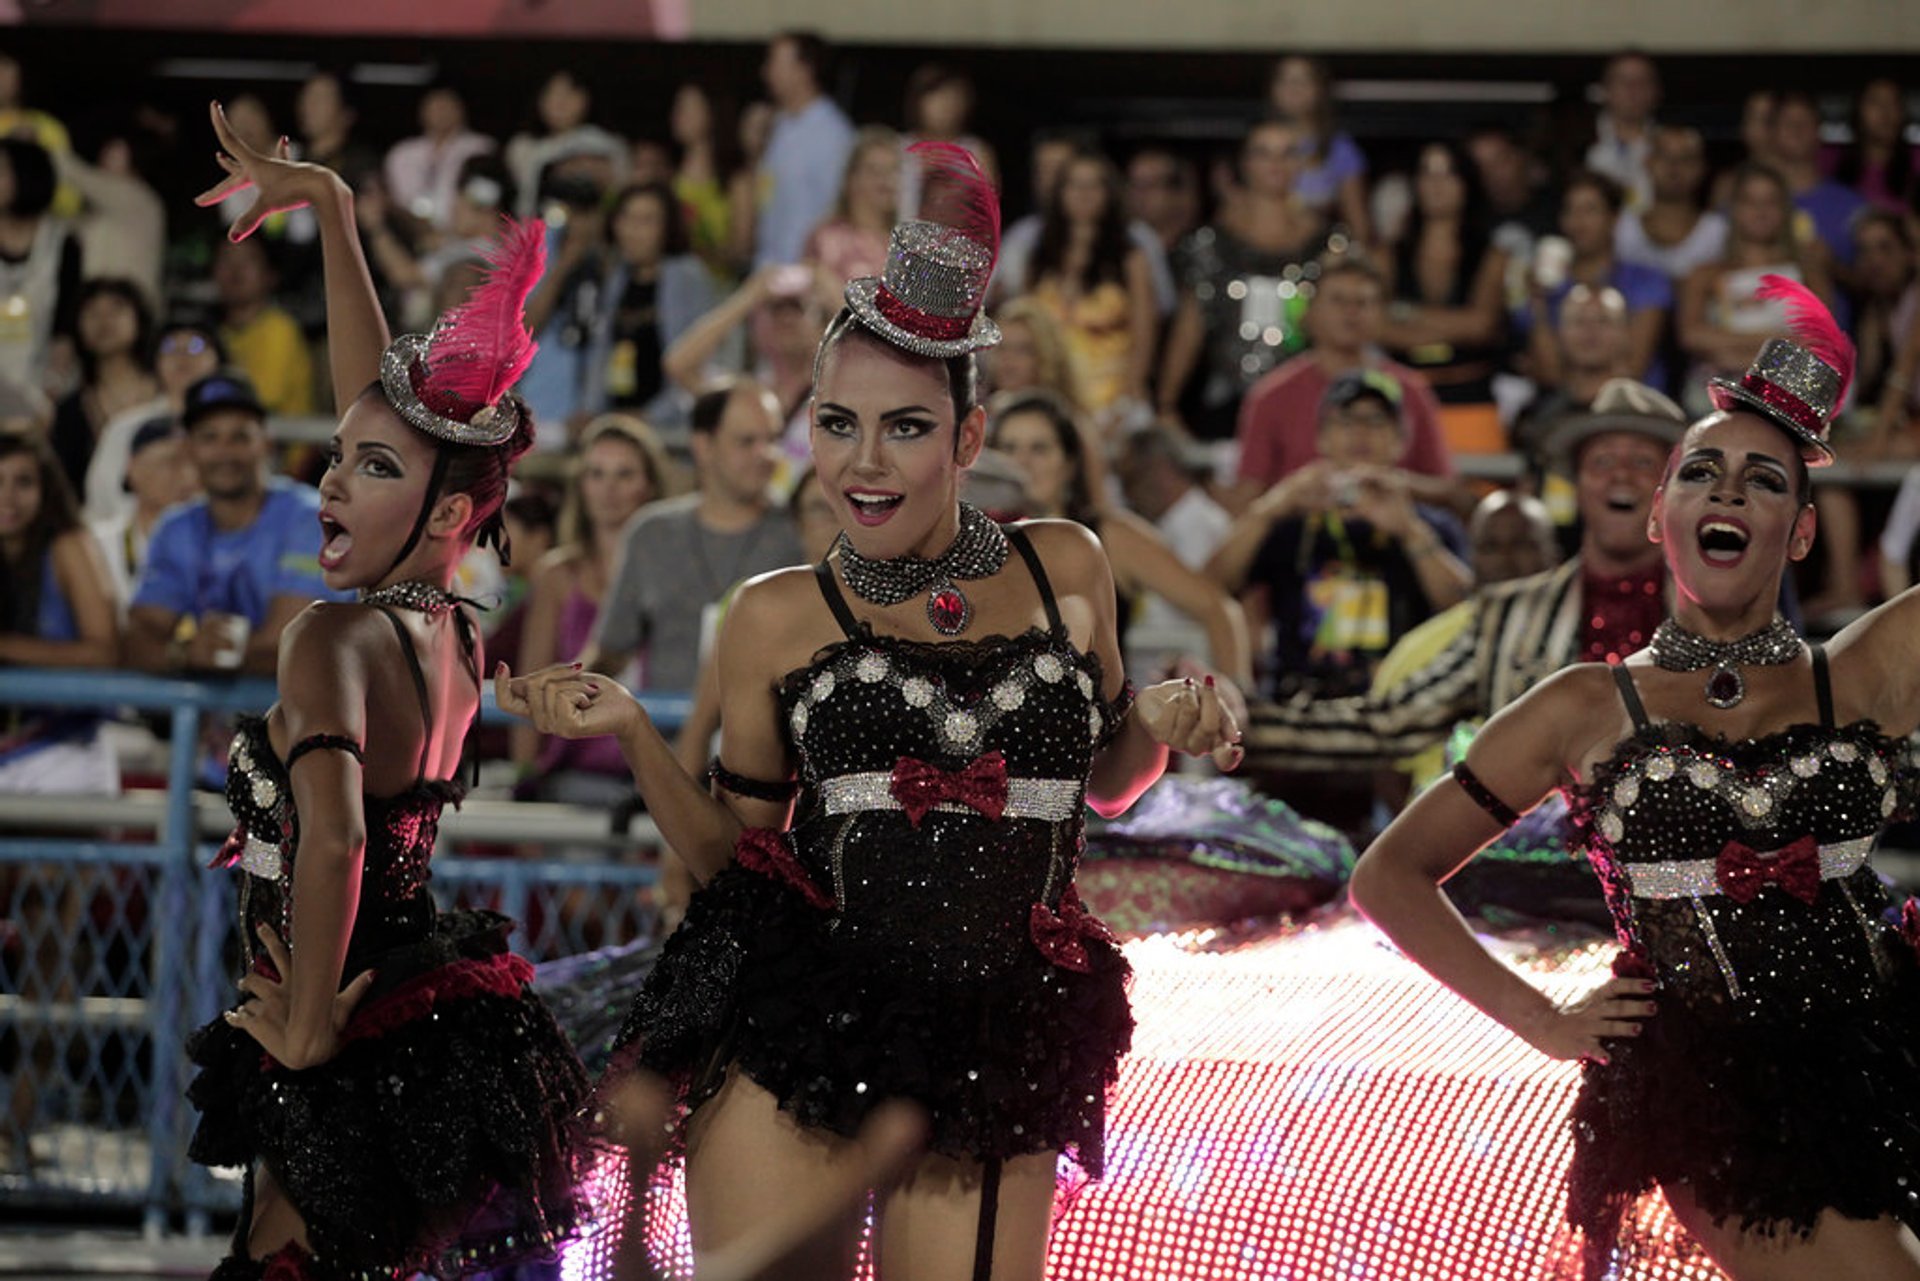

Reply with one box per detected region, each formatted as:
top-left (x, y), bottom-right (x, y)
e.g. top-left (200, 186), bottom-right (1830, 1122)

top-left (1755, 273), bottom-right (1854, 403)
top-left (908, 140), bottom-right (1000, 273)
top-left (419, 217), bottom-right (546, 416)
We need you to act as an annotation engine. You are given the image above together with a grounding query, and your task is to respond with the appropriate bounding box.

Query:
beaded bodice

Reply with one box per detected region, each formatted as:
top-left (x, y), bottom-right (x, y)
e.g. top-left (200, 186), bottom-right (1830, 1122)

top-left (224, 714), bottom-right (463, 969)
top-left (1567, 706), bottom-right (1909, 1020)
top-left (779, 622), bottom-right (1122, 977)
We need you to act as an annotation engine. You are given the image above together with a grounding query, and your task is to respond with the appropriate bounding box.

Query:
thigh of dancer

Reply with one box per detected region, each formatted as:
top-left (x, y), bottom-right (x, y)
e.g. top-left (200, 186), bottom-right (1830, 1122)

top-left (875, 1149), bottom-right (1056, 1281)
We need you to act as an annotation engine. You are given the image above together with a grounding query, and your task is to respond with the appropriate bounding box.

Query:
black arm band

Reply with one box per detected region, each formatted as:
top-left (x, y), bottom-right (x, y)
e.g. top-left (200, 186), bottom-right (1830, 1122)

top-left (286, 734), bottom-right (367, 770)
top-left (1451, 760), bottom-right (1520, 827)
top-left (708, 758), bottom-right (800, 802)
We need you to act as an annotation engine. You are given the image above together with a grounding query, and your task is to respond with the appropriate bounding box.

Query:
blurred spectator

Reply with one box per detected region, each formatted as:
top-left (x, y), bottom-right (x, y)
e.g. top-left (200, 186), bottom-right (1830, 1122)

top-left (1523, 169), bottom-right (1671, 388)
top-left (0, 434), bottom-right (118, 794)
top-left (990, 390), bottom-right (1252, 687)
top-left (983, 296), bottom-right (1087, 410)
top-left (899, 64), bottom-right (996, 217)
top-left (124, 372), bottom-right (346, 676)
top-left (80, 320), bottom-right (222, 521)
top-left (668, 83), bottom-right (740, 280)
top-left (1115, 421), bottom-right (1239, 675)
top-left (1826, 78), bottom-right (1917, 215)
top-left (382, 82), bottom-right (495, 235)
top-left (661, 265), bottom-right (827, 440)
top-left (0, 53), bottom-right (77, 219)
top-left (212, 236), bottom-right (315, 417)
top-left (754, 31), bottom-right (856, 270)
top-left (205, 94), bottom-right (280, 241)
top-left (1467, 489), bottom-right (1558, 585)
top-left (1208, 369), bottom-right (1470, 702)
top-left (1160, 116), bottom-right (1333, 441)
top-left (998, 128), bottom-right (1174, 316)
top-left (88, 416), bottom-right (198, 610)
top-left (1127, 146), bottom-right (1202, 256)
top-left (47, 278), bottom-right (159, 500)
top-left (0, 138), bottom-right (79, 423)
top-left (1232, 257), bottom-right (1454, 507)
top-left (507, 70), bottom-right (628, 221)
top-left (515, 416), bottom-right (679, 800)
top-left (803, 125), bottom-right (900, 300)
top-left (361, 153), bottom-right (512, 332)
top-left (584, 378), bottom-right (802, 696)
top-left (59, 136), bottom-right (165, 306)
top-left (1855, 211), bottom-right (1920, 451)
top-left (295, 69), bottom-right (378, 191)
top-left (1616, 126), bottom-right (1727, 284)
top-left (1511, 284), bottom-right (1634, 461)
top-left (1771, 91), bottom-right (1869, 268)
top-left (477, 489), bottom-right (559, 690)
top-left (1021, 147), bottom-right (1158, 425)
top-left (1583, 51), bottom-right (1661, 211)
top-left (1378, 141), bottom-right (1508, 446)
top-left (1676, 162), bottom-right (1837, 414)
top-left (1269, 56), bottom-right (1371, 243)
top-left (726, 101), bottom-right (775, 274)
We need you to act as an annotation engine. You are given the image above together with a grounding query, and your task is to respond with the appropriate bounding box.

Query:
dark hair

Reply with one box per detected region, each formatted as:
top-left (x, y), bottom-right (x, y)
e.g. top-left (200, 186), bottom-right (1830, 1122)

top-left (903, 63), bottom-right (972, 133)
top-left (0, 433), bottom-right (81, 635)
top-left (787, 463), bottom-right (819, 517)
top-left (0, 138), bottom-right (55, 217)
top-left (1237, 114), bottom-right (1306, 184)
top-left (1270, 56), bottom-right (1336, 162)
top-left (75, 278), bottom-right (156, 384)
top-left (1855, 206), bottom-right (1917, 257)
top-left (1316, 253), bottom-right (1387, 294)
top-left (1030, 148), bottom-right (1131, 294)
top-left (690, 381), bottom-right (741, 437)
top-left (607, 180), bottom-right (690, 260)
top-left (1773, 89), bottom-right (1822, 123)
top-left (456, 153), bottom-right (515, 215)
top-left (1394, 141), bottom-right (1493, 307)
top-left (986, 388), bottom-right (1097, 522)
top-left (813, 308), bottom-right (979, 424)
top-left (1835, 78), bottom-right (1913, 200)
top-left (1563, 167), bottom-right (1627, 217)
top-left (773, 30), bottom-right (833, 87)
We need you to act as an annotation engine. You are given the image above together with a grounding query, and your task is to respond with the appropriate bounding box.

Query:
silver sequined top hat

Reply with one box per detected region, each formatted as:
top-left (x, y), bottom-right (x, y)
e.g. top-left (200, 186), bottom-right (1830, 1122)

top-left (843, 141), bottom-right (1002, 359)
top-left (1543, 377), bottom-right (1687, 473)
top-left (381, 330), bottom-right (526, 448)
top-left (1708, 338), bottom-right (1844, 467)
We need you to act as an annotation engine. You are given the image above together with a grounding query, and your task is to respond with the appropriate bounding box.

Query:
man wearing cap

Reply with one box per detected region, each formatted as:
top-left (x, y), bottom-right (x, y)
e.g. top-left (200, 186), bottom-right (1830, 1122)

top-left (88, 415), bottom-right (199, 612)
top-left (124, 371), bottom-right (347, 675)
top-left (1242, 377), bottom-right (1684, 769)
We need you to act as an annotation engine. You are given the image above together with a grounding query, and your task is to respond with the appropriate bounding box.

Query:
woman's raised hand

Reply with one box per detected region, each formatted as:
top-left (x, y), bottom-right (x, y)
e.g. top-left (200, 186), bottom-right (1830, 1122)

top-left (195, 100), bottom-right (341, 242)
top-left (1517, 975), bottom-right (1657, 1064)
top-left (1135, 673), bottom-right (1244, 772)
top-left (494, 661), bottom-right (647, 743)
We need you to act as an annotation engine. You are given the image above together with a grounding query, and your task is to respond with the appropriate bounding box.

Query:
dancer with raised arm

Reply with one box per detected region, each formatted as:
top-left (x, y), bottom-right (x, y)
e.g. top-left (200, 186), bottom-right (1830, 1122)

top-left (500, 143), bottom-right (1241, 1281)
top-left (184, 104), bottom-right (589, 1280)
top-left (1352, 277), bottom-right (1920, 1280)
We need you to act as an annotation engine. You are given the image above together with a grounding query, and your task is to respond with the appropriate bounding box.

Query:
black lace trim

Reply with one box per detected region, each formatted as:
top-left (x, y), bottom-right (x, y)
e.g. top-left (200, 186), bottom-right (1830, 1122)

top-left (709, 758), bottom-right (800, 802)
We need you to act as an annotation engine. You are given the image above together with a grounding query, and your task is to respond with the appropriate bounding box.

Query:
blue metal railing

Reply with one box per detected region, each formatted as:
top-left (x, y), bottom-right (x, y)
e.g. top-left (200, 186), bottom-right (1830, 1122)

top-left (0, 666), bottom-right (687, 1235)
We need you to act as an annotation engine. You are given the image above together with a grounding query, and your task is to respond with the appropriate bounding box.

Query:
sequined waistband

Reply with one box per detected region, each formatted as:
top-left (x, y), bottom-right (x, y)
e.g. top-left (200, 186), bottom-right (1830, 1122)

top-left (1622, 835), bottom-right (1874, 899)
top-left (818, 771), bottom-right (1083, 823)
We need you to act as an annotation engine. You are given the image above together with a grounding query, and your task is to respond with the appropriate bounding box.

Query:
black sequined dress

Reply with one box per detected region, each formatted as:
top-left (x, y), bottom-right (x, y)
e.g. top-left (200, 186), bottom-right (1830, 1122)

top-left (1562, 655), bottom-right (1920, 1261)
top-left (613, 528), bottom-right (1135, 1175)
top-left (185, 609), bottom-right (590, 1280)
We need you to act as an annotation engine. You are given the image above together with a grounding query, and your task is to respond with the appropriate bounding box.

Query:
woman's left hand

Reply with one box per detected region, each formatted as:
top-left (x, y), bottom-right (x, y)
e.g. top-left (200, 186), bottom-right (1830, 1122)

top-left (224, 924), bottom-right (376, 1071)
top-left (1135, 674), bottom-right (1243, 771)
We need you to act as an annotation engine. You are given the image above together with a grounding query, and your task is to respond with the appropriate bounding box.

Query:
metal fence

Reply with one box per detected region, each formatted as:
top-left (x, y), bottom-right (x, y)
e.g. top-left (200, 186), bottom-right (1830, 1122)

top-left (0, 668), bottom-right (684, 1235)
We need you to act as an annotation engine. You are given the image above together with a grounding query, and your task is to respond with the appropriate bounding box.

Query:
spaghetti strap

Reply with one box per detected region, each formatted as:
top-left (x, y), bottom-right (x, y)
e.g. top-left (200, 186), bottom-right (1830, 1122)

top-left (1610, 661), bottom-right (1654, 733)
top-left (814, 559), bottom-right (863, 639)
top-left (374, 606), bottom-right (434, 787)
top-left (1811, 643), bottom-right (1834, 729)
top-left (1005, 525), bottom-right (1067, 638)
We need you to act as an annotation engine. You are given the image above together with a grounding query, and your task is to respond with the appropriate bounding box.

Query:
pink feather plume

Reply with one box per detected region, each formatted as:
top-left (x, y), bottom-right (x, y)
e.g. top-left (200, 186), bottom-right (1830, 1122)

top-left (1756, 273), bottom-right (1855, 402)
top-left (909, 140), bottom-right (1000, 272)
top-left (420, 217), bottom-right (547, 414)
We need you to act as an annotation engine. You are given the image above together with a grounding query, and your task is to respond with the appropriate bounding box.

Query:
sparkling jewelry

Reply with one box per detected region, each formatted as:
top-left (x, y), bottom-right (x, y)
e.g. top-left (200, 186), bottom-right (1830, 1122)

top-left (834, 503), bottom-right (1010, 636)
top-left (1648, 616), bottom-right (1802, 710)
top-left (360, 580), bottom-right (464, 616)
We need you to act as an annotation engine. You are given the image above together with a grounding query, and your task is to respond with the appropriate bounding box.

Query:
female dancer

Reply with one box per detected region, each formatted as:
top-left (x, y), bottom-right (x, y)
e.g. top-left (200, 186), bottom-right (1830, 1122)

top-left (184, 104), bottom-right (589, 1279)
top-left (1352, 277), bottom-right (1920, 1279)
top-left (501, 143), bottom-right (1241, 1281)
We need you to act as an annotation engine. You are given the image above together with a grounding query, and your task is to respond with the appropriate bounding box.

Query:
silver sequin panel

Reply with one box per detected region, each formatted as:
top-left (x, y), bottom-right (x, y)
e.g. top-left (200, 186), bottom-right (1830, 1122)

top-left (1592, 738), bottom-right (1898, 847)
top-left (819, 772), bottom-right (1084, 823)
top-left (1623, 835), bottom-right (1874, 900)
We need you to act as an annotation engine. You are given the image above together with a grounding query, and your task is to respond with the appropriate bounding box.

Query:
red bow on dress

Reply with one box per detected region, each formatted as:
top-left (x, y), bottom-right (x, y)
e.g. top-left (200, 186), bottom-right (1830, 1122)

top-left (890, 751), bottom-right (1009, 826)
top-left (735, 826), bottom-right (836, 911)
top-left (1029, 886), bottom-right (1117, 973)
top-left (1714, 834), bottom-right (1823, 904)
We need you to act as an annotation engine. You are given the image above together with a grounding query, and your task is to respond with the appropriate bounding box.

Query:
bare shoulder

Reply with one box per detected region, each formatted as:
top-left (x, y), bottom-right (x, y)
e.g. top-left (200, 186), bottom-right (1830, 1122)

top-left (1825, 588), bottom-right (1920, 729)
top-left (1483, 662), bottom-right (1628, 767)
top-left (279, 601), bottom-right (387, 666)
top-left (725, 564), bottom-right (836, 673)
top-left (528, 544), bottom-right (584, 590)
top-left (1012, 518), bottom-right (1107, 583)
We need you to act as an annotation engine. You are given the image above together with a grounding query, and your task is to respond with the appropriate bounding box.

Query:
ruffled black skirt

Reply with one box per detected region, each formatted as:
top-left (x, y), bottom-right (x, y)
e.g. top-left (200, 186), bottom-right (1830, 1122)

top-left (1567, 968), bottom-right (1920, 1266)
top-left (186, 909), bottom-right (592, 1279)
top-left (613, 861), bottom-right (1133, 1176)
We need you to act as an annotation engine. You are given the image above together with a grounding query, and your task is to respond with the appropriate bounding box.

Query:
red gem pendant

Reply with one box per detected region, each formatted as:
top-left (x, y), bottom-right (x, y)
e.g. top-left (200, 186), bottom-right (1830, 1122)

top-left (1705, 665), bottom-right (1744, 709)
top-left (927, 583), bottom-right (971, 635)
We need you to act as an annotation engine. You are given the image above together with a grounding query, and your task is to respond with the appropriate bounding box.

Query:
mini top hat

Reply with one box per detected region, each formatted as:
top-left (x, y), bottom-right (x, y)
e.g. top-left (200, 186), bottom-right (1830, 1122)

top-left (1706, 274), bottom-right (1853, 467)
top-left (844, 141), bottom-right (1002, 358)
top-left (380, 218), bottom-right (546, 448)
top-left (1543, 377), bottom-right (1687, 471)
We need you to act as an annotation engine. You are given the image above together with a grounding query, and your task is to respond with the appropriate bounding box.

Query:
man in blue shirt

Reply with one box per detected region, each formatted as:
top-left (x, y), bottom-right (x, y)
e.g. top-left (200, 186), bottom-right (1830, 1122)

top-left (124, 371), bottom-right (348, 674)
top-left (753, 30), bottom-right (855, 270)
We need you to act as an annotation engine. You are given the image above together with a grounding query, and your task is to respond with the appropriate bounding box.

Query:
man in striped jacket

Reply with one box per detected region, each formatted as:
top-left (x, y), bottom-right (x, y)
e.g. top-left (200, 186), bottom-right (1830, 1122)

top-left (1244, 379), bottom-right (1685, 769)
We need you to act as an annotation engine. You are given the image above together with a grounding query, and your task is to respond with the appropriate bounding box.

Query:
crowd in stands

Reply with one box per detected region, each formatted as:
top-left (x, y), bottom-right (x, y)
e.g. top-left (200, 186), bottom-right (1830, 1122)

top-left (2, 35), bottom-right (1919, 847)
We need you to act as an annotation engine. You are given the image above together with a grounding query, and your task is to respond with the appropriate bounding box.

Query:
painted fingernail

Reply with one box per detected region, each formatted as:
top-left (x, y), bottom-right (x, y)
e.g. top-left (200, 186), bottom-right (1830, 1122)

top-left (1184, 677), bottom-right (1194, 688)
top-left (585, 683), bottom-right (600, 692)
top-left (570, 661), bottom-right (584, 670)
top-left (1204, 674), bottom-right (1215, 688)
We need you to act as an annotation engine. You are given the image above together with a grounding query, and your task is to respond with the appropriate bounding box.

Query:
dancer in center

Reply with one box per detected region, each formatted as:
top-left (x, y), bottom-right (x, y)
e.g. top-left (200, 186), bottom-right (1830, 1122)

top-left (500, 142), bottom-right (1241, 1280)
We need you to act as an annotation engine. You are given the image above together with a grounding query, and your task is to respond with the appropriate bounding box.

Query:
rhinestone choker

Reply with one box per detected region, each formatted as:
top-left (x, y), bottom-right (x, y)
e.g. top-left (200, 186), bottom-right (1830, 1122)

top-left (360, 580), bottom-right (465, 616)
top-left (1648, 616), bottom-right (1803, 709)
top-left (834, 502), bottom-right (1010, 636)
